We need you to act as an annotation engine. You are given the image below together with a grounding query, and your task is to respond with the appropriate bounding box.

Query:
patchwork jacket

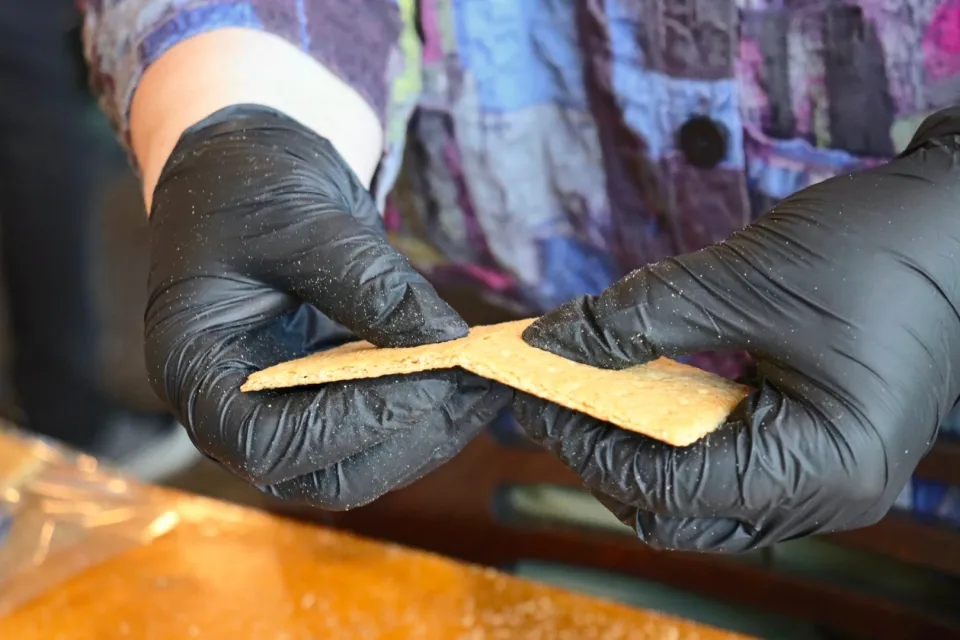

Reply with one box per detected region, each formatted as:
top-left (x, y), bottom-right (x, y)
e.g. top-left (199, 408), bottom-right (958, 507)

top-left (83, 0), bottom-right (960, 377)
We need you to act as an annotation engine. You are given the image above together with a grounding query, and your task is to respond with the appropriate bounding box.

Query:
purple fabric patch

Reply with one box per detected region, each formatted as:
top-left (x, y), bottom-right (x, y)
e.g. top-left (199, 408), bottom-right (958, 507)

top-left (139, 4), bottom-right (261, 65)
top-left (301, 0), bottom-right (402, 120)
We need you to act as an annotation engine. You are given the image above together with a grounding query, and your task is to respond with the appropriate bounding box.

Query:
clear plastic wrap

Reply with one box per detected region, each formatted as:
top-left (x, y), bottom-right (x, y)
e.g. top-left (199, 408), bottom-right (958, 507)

top-left (0, 423), bottom-right (178, 615)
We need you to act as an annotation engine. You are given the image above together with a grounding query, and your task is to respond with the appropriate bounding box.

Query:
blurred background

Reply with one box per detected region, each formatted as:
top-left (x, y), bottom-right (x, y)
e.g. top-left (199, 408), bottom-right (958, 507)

top-left (0, 10), bottom-right (958, 640)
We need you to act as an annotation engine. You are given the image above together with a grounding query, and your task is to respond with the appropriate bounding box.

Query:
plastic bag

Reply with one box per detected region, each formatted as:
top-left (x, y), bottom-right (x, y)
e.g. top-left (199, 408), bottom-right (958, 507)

top-left (0, 422), bottom-right (178, 615)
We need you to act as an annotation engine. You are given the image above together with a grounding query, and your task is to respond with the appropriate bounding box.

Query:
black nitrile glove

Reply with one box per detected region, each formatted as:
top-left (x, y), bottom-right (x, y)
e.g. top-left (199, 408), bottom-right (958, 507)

top-left (513, 108), bottom-right (960, 552)
top-left (145, 105), bottom-right (509, 508)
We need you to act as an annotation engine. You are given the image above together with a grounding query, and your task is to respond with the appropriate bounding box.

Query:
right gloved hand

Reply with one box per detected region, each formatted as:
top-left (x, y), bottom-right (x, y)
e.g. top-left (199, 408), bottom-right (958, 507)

top-left (512, 109), bottom-right (960, 551)
top-left (144, 105), bottom-right (510, 509)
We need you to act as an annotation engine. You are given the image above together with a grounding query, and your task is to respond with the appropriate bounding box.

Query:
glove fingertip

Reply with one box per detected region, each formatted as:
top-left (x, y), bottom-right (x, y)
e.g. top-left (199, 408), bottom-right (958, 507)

top-left (374, 283), bottom-right (469, 348)
top-left (523, 296), bottom-right (634, 369)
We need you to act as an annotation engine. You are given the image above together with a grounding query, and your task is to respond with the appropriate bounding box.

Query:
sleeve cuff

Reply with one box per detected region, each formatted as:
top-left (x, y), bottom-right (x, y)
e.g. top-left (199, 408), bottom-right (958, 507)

top-left (82, 1), bottom-right (403, 172)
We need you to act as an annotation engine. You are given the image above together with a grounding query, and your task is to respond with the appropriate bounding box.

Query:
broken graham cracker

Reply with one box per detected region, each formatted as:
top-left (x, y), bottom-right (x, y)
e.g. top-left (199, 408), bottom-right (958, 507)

top-left (239, 323), bottom-right (503, 391)
top-left (455, 321), bottom-right (748, 446)
top-left (241, 319), bottom-right (749, 446)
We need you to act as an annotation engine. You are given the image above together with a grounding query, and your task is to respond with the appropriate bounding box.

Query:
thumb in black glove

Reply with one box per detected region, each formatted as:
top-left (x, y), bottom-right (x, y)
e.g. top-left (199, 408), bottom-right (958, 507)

top-left (513, 108), bottom-right (960, 551)
top-left (146, 105), bottom-right (509, 509)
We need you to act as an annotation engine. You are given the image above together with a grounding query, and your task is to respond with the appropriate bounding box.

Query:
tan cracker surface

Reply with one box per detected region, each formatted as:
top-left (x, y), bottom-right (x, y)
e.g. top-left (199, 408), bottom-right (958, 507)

top-left (241, 319), bottom-right (749, 446)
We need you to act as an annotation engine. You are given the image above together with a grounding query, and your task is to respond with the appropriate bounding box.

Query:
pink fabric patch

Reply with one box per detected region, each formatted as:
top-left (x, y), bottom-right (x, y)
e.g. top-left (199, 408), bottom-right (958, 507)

top-left (459, 264), bottom-right (514, 290)
top-left (924, 1), bottom-right (960, 80)
top-left (420, 0), bottom-right (444, 63)
top-left (384, 200), bottom-right (401, 232)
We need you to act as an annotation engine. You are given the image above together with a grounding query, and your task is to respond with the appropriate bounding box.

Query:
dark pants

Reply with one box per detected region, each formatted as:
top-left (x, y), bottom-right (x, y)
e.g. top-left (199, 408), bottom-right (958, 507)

top-left (0, 3), bottom-right (108, 449)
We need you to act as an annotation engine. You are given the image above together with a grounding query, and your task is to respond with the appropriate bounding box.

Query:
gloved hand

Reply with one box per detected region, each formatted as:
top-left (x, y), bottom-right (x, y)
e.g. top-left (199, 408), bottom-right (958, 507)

top-left (144, 105), bottom-right (509, 508)
top-left (513, 108), bottom-right (960, 552)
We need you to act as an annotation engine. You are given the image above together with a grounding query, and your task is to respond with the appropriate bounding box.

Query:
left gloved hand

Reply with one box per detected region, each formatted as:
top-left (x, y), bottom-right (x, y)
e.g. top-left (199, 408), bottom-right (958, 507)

top-left (144, 105), bottom-right (509, 509)
top-left (512, 108), bottom-right (960, 552)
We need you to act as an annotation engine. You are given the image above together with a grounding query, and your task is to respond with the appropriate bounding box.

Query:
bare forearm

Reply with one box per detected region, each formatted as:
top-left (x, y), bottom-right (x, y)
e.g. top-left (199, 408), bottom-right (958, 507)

top-left (130, 28), bottom-right (383, 210)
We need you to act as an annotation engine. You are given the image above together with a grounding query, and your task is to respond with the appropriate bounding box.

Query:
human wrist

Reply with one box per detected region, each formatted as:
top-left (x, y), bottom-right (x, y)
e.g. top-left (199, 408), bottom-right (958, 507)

top-left (130, 28), bottom-right (383, 212)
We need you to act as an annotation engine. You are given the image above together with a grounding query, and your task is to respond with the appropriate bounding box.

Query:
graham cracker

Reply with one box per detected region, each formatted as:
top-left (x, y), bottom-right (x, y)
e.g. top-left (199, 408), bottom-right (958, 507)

top-left (239, 324), bottom-right (504, 392)
top-left (241, 319), bottom-right (749, 446)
